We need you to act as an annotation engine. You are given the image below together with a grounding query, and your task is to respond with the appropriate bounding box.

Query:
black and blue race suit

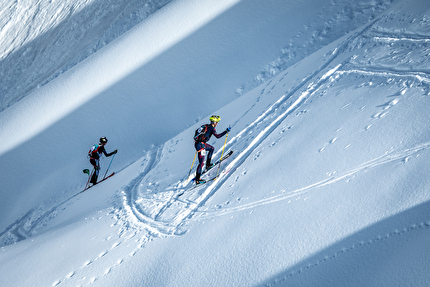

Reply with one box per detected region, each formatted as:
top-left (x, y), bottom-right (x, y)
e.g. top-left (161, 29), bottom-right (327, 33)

top-left (194, 124), bottom-right (227, 182)
top-left (89, 145), bottom-right (116, 184)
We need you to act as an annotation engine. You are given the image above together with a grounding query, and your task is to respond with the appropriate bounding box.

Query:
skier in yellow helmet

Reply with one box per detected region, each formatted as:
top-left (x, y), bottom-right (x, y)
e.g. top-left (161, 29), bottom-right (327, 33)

top-left (193, 115), bottom-right (231, 184)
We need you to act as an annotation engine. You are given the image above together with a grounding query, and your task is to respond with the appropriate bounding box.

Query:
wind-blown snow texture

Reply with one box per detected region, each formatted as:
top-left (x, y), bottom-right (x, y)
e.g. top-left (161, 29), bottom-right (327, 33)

top-left (2, 0), bottom-right (430, 286)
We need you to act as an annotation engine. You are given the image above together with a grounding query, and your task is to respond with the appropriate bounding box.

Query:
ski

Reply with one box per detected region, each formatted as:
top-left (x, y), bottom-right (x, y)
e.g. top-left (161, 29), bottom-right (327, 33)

top-left (195, 176), bottom-right (217, 187)
top-left (80, 172), bottom-right (115, 193)
top-left (178, 151), bottom-right (233, 197)
top-left (178, 177), bottom-right (217, 197)
top-left (179, 169), bottom-right (229, 197)
top-left (190, 150), bottom-right (233, 182)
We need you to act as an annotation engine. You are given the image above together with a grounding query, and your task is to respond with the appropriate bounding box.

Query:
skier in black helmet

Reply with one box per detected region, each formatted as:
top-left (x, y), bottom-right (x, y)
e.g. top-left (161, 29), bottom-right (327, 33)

top-left (88, 137), bottom-right (117, 185)
top-left (193, 115), bottom-right (231, 185)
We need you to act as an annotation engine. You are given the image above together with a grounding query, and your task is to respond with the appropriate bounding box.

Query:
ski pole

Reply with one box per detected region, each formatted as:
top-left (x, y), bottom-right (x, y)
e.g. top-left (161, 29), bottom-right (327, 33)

top-left (187, 151), bottom-right (198, 180)
top-left (103, 153), bottom-right (116, 179)
top-left (215, 132), bottom-right (229, 180)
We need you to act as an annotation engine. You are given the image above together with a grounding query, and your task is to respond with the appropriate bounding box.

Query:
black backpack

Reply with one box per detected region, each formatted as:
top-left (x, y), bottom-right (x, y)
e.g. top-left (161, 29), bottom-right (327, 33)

top-left (194, 124), bottom-right (209, 142)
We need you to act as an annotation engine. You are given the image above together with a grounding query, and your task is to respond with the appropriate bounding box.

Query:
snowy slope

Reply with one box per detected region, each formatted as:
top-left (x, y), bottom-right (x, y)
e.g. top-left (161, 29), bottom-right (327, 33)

top-left (2, 0), bottom-right (430, 286)
top-left (0, 0), bottom-right (173, 111)
top-left (0, 0), bottom-right (393, 236)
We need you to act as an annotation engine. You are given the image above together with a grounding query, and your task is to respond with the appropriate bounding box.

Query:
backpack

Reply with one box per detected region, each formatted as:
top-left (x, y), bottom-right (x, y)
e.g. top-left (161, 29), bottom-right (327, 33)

top-left (88, 144), bottom-right (99, 158)
top-left (194, 124), bottom-right (209, 142)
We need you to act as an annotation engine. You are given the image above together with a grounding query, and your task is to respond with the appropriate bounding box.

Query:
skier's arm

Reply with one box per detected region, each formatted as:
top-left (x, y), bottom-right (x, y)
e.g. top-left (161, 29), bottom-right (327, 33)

top-left (101, 146), bottom-right (117, 157)
top-left (105, 149), bottom-right (118, 157)
top-left (212, 128), bottom-right (227, 139)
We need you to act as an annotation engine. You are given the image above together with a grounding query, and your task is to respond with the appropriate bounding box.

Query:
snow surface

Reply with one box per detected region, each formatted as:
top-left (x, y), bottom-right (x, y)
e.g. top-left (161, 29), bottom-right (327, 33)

top-left (1, 0), bottom-right (430, 286)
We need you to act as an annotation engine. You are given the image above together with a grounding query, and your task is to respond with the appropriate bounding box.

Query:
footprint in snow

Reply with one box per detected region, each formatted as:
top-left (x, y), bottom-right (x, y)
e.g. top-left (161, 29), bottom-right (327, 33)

top-left (97, 251), bottom-right (108, 259)
top-left (373, 98), bottom-right (399, 119)
top-left (66, 272), bottom-right (75, 279)
top-left (318, 137), bottom-right (338, 153)
top-left (83, 260), bottom-right (93, 267)
top-left (111, 242), bottom-right (120, 249)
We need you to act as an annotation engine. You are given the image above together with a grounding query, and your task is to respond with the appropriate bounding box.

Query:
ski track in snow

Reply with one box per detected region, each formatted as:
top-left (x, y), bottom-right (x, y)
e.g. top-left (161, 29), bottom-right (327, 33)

top-left (117, 49), bottom-right (345, 238)
top-left (0, 186), bottom-right (89, 246)
top-left (118, 15), bottom-right (430, 241)
top-left (112, 19), bottom-right (430, 285)
top-left (3, 10), bottom-right (430, 285)
top-left (114, 15), bottom-right (368, 237)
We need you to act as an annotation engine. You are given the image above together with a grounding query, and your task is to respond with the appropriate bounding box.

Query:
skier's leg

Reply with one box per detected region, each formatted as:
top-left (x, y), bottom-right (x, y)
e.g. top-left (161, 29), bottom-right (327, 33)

top-left (90, 159), bottom-right (99, 184)
top-left (195, 142), bottom-right (206, 183)
top-left (205, 143), bottom-right (215, 168)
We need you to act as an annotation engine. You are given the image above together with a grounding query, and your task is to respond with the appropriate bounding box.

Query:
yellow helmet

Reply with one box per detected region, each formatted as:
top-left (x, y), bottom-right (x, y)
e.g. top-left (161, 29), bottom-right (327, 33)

top-left (209, 115), bottom-right (221, 123)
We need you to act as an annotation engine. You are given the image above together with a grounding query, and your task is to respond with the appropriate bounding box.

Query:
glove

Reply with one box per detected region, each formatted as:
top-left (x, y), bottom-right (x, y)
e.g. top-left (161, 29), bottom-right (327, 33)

top-left (226, 126), bottom-right (231, 132)
top-left (113, 149), bottom-right (118, 154)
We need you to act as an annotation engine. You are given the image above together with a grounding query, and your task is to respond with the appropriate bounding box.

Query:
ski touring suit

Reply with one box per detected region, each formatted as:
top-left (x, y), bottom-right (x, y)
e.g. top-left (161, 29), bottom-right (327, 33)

top-left (194, 124), bottom-right (227, 183)
top-left (89, 143), bottom-right (116, 185)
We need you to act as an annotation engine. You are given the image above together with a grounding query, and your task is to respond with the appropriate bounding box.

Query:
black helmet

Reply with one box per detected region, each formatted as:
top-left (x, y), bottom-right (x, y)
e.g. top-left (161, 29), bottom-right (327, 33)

top-left (100, 137), bottom-right (108, 144)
